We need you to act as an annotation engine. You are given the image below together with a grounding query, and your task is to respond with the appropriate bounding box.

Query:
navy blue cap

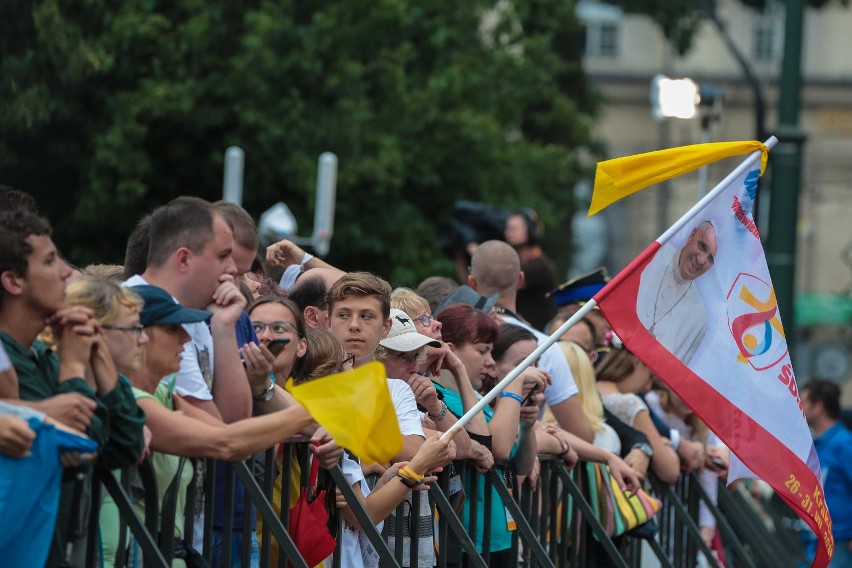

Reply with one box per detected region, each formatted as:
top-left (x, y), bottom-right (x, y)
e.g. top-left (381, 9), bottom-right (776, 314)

top-left (130, 285), bottom-right (212, 327)
top-left (548, 267), bottom-right (611, 307)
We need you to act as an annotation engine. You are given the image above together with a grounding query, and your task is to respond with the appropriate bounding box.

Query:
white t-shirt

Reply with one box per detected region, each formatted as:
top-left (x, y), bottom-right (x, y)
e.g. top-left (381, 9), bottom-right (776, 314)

top-left (124, 275), bottom-right (215, 400)
top-left (387, 379), bottom-right (426, 439)
top-left (499, 314), bottom-right (579, 406)
top-left (332, 454), bottom-right (381, 568)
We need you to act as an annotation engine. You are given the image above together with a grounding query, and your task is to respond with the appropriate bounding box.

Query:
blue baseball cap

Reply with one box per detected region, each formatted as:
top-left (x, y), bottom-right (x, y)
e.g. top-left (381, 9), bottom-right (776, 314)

top-left (130, 285), bottom-right (212, 327)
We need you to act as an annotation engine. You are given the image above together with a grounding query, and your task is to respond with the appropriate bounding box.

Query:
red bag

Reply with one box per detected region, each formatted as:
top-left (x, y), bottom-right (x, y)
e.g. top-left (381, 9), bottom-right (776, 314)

top-left (287, 442), bottom-right (336, 567)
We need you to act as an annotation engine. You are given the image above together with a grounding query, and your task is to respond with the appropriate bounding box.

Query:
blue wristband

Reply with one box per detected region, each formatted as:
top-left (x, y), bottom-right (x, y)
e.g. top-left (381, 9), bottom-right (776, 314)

top-left (499, 392), bottom-right (524, 404)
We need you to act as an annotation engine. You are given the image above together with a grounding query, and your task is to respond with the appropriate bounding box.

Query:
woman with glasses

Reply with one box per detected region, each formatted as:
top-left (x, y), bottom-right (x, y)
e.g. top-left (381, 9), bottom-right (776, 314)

top-left (62, 278), bottom-right (319, 567)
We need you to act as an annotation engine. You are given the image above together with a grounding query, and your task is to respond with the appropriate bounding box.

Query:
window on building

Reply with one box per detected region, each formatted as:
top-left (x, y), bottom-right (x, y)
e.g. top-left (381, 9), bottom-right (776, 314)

top-left (752, 6), bottom-right (783, 61)
top-left (577, 1), bottom-right (623, 59)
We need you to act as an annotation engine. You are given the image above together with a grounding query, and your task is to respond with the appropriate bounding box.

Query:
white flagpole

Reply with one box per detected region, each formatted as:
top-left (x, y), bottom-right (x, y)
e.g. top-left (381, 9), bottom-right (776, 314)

top-left (441, 299), bottom-right (599, 439)
top-left (442, 136), bottom-right (778, 439)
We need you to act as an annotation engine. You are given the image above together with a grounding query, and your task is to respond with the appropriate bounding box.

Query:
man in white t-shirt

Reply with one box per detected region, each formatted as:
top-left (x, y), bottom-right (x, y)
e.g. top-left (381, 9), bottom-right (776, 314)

top-left (124, 196), bottom-right (251, 424)
top-left (468, 240), bottom-right (594, 442)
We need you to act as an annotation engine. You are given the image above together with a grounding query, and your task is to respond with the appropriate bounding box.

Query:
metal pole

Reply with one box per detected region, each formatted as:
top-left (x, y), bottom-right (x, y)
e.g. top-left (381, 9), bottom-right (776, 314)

top-left (223, 146), bottom-right (245, 205)
top-left (766, 0), bottom-right (807, 350)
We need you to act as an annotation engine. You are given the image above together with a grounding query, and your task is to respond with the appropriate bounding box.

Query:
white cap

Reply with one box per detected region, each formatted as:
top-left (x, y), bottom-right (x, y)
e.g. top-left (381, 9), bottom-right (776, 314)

top-left (380, 309), bottom-right (441, 352)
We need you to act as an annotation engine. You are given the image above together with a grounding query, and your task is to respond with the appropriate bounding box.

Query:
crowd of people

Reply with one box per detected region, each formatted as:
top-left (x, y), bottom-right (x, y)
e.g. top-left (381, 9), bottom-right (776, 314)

top-left (0, 188), bottom-right (840, 568)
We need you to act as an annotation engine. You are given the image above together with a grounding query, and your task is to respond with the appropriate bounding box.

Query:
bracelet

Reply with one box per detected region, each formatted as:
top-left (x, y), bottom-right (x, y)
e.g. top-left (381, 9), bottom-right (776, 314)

top-left (499, 392), bottom-right (524, 404)
top-left (398, 465), bottom-right (425, 486)
top-left (396, 473), bottom-right (420, 488)
top-left (428, 399), bottom-right (448, 421)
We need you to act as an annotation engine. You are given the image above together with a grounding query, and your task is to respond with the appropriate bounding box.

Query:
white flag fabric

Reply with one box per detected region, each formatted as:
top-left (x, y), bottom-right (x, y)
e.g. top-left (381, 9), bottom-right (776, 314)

top-left (594, 150), bottom-right (833, 567)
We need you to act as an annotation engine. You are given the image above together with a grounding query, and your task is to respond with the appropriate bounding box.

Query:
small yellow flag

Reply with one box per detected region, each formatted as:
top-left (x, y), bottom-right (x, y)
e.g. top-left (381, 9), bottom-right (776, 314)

top-left (588, 141), bottom-right (768, 216)
top-left (284, 362), bottom-right (403, 465)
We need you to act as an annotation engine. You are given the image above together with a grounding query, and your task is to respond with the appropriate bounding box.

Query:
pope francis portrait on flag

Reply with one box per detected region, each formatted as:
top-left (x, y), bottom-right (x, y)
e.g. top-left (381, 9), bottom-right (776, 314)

top-left (637, 220), bottom-right (718, 365)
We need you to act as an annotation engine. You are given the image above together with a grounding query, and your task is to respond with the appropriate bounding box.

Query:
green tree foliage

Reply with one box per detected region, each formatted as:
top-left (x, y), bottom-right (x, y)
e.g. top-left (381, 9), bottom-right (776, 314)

top-left (0, 0), bottom-right (599, 284)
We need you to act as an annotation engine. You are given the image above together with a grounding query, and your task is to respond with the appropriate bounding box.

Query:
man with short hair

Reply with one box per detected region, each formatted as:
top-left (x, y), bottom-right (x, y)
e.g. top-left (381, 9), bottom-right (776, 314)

top-left (469, 240), bottom-right (594, 442)
top-left (125, 196), bottom-right (251, 423)
top-left (326, 272), bottom-right (425, 461)
top-left (289, 267), bottom-right (346, 330)
top-left (0, 209), bottom-right (145, 566)
top-left (800, 379), bottom-right (852, 566)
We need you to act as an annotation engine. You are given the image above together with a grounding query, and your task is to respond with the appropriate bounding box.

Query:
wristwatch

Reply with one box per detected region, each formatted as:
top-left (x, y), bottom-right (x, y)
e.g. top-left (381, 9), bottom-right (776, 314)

top-left (429, 399), bottom-right (449, 421)
top-left (630, 442), bottom-right (654, 458)
top-left (253, 380), bottom-right (275, 402)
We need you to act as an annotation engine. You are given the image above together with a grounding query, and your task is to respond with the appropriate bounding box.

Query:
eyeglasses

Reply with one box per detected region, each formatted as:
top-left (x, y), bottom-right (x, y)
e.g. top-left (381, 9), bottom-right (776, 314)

top-left (336, 352), bottom-right (356, 372)
top-left (387, 351), bottom-right (420, 365)
top-left (251, 321), bottom-right (298, 336)
top-left (412, 314), bottom-right (436, 327)
top-left (102, 324), bottom-right (146, 339)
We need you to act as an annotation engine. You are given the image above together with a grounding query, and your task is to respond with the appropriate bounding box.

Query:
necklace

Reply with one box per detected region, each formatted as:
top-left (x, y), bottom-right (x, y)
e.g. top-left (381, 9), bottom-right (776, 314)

top-left (649, 265), bottom-right (694, 335)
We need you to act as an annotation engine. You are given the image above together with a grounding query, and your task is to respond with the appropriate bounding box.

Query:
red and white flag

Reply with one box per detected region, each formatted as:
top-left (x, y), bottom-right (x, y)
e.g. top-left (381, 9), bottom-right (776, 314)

top-left (592, 144), bottom-right (833, 567)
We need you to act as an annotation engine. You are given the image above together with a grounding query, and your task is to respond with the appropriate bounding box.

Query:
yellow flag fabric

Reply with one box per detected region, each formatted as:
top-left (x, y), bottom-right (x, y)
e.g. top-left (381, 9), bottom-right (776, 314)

top-left (588, 141), bottom-right (768, 216)
top-left (284, 362), bottom-right (402, 465)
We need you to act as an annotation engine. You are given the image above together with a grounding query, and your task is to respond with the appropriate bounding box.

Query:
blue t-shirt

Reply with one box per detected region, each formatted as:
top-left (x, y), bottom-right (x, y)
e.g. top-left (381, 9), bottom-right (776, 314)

top-left (814, 423), bottom-right (852, 540)
top-left (212, 311), bottom-right (259, 530)
top-left (434, 383), bottom-right (517, 553)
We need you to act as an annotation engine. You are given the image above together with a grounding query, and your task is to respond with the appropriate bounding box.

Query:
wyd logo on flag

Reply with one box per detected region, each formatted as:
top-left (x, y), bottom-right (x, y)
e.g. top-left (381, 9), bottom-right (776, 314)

top-left (727, 273), bottom-right (788, 371)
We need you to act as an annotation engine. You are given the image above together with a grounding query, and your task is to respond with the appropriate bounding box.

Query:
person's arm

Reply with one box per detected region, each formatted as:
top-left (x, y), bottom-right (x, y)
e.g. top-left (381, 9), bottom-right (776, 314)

top-left (441, 351), bottom-right (489, 436)
top-left (207, 276), bottom-right (252, 423)
top-left (547, 426), bottom-right (642, 491)
top-left (404, 373), bottom-right (472, 458)
top-left (549, 395), bottom-right (594, 443)
top-left (345, 433), bottom-right (457, 527)
top-left (138, 398), bottom-right (314, 460)
top-left (265, 240), bottom-right (336, 272)
top-left (632, 410), bottom-right (680, 483)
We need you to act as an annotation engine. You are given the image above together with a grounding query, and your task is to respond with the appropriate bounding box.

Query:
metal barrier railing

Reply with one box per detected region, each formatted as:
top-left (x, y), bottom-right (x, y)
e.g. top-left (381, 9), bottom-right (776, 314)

top-left (92, 441), bottom-right (807, 568)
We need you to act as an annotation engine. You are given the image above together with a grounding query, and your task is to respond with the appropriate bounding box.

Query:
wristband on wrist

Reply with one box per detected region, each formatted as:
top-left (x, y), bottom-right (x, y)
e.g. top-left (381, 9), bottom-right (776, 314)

top-left (499, 392), bottom-right (524, 404)
top-left (397, 465), bottom-right (425, 487)
top-left (428, 399), bottom-right (448, 421)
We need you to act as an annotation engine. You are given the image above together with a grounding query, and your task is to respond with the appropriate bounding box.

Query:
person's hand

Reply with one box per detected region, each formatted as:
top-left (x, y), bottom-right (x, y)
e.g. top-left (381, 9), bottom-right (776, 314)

top-left (607, 454), bottom-right (642, 493)
top-left (470, 440), bottom-right (494, 473)
top-left (207, 275), bottom-right (246, 327)
top-left (265, 239), bottom-right (308, 268)
top-left (623, 447), bottom-right (650, 480)
top-left (89, 334), bottom-right (119, 393)
top-left (408, 429), bottom-right (459, 474)
top-left (678, 439), bottom-right (706, 473)
top-left (699, 526), bottom-right (714, 547)
top-left (403, 373), bottom-right (441, 416)
top-left (705, 445), bottom-right (729, 476)
top-left (310, 428), bottom-right (344, 470)
top-left (241, 342), bottom-right (276, 395)
top-left (519, 392), bottom-right (544, 425)
top-left (52, 308), bottom-right (98, 378)
top-left (361, 462), bottom-right (387, 477)
top-left (518, 366), bottom-right (550, 393)
top-left (0, 414), bottom-right (36, 458)
top-left (334, 486), bottom-right (348, 510)
top-left (36, 393), bottom-right (97, 432)
top-left (425, 343), bottom-right (450, 376)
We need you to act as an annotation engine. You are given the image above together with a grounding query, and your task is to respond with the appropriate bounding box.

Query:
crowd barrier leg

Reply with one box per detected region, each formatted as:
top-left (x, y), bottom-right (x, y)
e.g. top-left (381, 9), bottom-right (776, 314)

top-left (654, 481), bottom-right (722, 568)
top-left (687, 473), bottom-right (761, 568)
top-left (232, 459), bottom-right (310, 568)
top-left (428, 481), bottom-right (489, 568)
top-left (98, 469), bottom-right (170, 568)
top-left (486, 469), bottom-right (554, 567)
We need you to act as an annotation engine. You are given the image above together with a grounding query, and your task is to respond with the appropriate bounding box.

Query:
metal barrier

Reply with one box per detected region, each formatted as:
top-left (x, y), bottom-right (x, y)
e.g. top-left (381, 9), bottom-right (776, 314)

top-left (90, 442), bottom-right (808, 568)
